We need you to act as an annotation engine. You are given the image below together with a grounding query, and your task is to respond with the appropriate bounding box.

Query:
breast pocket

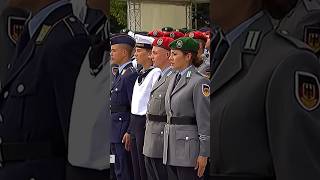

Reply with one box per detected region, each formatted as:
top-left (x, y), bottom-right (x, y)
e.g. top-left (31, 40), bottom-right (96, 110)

top-left (175, 130), bottom-right (199, 163)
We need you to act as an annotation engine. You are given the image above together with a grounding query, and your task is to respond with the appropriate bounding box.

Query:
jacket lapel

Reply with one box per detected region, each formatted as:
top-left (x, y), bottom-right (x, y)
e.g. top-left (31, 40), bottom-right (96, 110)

top-left (151, 69), bottom-right (172, 93)
top-left (111, 62), bottom-right (133, 89)
top-left (3, 38), bottom-right (36, 87)
top-left (211, 13), bottom-right (272, 94)
top-left (171, 66), bottom-right (194, 96)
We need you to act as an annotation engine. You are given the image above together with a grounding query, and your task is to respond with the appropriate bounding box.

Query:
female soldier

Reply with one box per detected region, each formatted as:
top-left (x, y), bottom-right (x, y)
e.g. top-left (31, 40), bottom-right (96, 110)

top-left (163, 37), bottom-right (210, 180)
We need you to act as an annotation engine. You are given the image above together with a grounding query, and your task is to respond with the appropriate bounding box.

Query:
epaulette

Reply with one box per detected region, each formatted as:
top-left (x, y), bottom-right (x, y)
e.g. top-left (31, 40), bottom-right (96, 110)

top-left (121, 66), bottom-right (136, 76)
top-left (63, 16), bottom-right (88, 37)
top-left (276, 29), bottom-right (313, 51)
top-left (303, 0), bottom-right (320, 11)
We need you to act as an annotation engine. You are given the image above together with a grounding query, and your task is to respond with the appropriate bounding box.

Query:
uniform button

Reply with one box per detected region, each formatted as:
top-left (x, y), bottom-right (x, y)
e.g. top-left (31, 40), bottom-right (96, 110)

top-left (151, 95), bottom-right (154, 98)
top-left (17, 84), bottom-right (25, 93)
top-left (281, 30), bottom-right (288, 35)
top-left (69, 17), bottom-right (76, 22)
top-left (185, 136), bottom-right (189, 141)
top-left (119, 117), bottom-right (122, 121)
top-left (7, 64), bottom-right (11, 70)
top-left (161, 131), bottom-right (163, 135)
top-left (3, 91), bottom-right (8, 99)
top-left (115, 88), bottom-right (118, 91)
top-left (159, 94), bottom-right (162, 98)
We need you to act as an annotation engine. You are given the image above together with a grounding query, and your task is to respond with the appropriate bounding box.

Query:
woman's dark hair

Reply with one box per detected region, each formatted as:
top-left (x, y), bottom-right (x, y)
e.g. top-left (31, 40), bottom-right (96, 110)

top-left (182, 51), bottom-right (201, 67)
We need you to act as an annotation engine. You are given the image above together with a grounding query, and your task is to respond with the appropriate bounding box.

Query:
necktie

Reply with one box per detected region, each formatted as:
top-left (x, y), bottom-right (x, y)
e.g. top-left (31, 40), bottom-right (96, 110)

top-left (210, 31), bottom-right (230, 78)
top-left (173, 73), bottom-right (181, 89)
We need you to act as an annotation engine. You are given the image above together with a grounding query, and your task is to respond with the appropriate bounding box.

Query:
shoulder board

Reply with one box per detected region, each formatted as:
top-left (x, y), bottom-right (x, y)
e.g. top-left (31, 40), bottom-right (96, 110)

top-left (276, 29), bottom-right (313, 51)
top-left (63, 16), bottom-right (88, 37)
top-left (303, 0), bottom-right (320, 11)
top-left (122, 66), bottom-right (136, 75)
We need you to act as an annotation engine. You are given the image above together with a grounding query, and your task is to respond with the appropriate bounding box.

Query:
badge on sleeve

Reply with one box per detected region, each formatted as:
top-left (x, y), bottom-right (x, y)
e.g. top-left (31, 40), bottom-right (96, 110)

top-left (202, 84), bottom-right (210, 97)
top-left (112, 66), bottom-right (119, 76)
top-left (304, 26), bottom-right (320, 54)
top-left (7, 16), bottom-right (27, 44)
top-left (295, 71), bottom-right (320, 111)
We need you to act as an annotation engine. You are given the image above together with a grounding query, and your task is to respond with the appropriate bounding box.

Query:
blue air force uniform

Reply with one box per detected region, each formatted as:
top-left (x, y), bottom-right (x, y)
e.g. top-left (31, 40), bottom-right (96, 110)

top-left (0, 1), bottom-right (90, 179)
top-left (110, 34), bottom-right (138, 180)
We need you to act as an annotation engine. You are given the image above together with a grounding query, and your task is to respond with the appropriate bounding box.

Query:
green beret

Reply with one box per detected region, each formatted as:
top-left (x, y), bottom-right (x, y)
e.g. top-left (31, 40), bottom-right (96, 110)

top-left (169, 37), bottom-right (199, 53)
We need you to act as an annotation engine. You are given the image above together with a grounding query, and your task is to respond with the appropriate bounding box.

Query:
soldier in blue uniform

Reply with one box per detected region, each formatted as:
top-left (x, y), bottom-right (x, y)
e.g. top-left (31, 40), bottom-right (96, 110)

top-left (0, 1), bottom-right (30, 88)
top-left (0, 0), bottom-right (90, 179)
top-left (110, 34), bottom-right (138, 180)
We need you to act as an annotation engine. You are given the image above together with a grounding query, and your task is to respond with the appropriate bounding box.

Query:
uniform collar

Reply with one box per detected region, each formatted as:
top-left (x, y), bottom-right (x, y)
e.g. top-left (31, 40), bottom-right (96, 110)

top-left (225, 11), bottom-right (264, 45)
top-left (161, 66), bottom-right (171, 77)
top-left (28, 0), bottom-right (69, 38)
top-left (118, 61), bottom-right (131, 74)
top-left (179, 65), bottom-right (192, 76)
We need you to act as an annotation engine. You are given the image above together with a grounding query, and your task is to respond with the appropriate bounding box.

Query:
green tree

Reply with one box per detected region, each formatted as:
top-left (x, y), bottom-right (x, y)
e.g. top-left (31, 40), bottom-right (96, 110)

top-left (110, 0), bottom-right (127, 27)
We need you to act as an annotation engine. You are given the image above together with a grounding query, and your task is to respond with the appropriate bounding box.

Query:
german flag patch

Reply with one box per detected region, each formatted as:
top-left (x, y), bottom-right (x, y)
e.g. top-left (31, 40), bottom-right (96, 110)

top-left (304, 26), bottom-right (320, 55)
top-left (202, 84), bottom-right (210, 97)
top-left (295, 71), bottom-right (320, 111)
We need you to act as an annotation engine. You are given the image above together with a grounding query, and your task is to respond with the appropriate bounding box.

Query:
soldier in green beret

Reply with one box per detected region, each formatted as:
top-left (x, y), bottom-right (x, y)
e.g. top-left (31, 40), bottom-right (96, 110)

top-left (162, 37), bottom-right (210, 180)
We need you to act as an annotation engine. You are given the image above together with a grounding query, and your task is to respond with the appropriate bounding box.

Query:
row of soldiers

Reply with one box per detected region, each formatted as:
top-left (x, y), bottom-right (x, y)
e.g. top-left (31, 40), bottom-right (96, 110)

top-left (0, 0), bottom-right (110, 180)
top-left (109, 27), bottom-right (211, 180)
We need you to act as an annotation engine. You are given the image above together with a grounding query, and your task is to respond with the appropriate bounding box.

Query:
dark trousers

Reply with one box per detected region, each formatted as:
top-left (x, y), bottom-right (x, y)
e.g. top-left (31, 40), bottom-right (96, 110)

top-left (111, 143), bottom-right (134, 180)
top-left (66, 164), bottom-right (109, 180)
top-left (168, 165), bottom-right (203, 180)
top-left (144, 157), bottom-right (169, 180)
top-left (130, 114), bottom-right (147, 180)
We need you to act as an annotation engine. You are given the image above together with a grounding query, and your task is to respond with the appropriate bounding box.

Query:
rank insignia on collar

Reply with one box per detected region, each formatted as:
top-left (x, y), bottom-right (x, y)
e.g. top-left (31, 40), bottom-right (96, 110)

top-left (121, 69), bottom-right (127, 75)
top-left (186, 71), bottom-right (192, 78)
top-left (36, 25), bottom-right (51, 44)
top-left (202, 84), bottom-right (210, 97)
top-left (304, 26), bottom-right (320, 54)
top-left (295, 71), bottom-right (320, 111)
top-left (7, 16), bottom-right (27, 44)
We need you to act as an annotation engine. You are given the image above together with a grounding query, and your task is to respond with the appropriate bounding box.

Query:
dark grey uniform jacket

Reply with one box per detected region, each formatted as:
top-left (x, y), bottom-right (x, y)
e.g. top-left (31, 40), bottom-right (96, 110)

top-left (210, 12), bottom-right (320, 180)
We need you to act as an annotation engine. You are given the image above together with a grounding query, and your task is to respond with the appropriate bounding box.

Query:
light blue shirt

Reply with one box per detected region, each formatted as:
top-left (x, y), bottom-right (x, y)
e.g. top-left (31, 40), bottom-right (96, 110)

top-left (28, 0), bottom-right (69, 38)
top-left (225, 11), bottom-right (264, 45)
top-left (180, 65), bottom-right (192, 76)
top-left (118, 61), bottom-right (132, 75)
top-left (161, 66), bottom-right (171, 77)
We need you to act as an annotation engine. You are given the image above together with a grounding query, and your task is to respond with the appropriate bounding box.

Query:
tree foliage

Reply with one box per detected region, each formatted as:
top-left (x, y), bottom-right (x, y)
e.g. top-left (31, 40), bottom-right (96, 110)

top-left (110, 0), bottom-right (127, 26)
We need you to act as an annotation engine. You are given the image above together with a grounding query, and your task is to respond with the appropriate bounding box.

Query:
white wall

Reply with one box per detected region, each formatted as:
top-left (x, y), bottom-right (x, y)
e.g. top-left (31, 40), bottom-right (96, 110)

top-left (140, 2), bottom-right (187, 31)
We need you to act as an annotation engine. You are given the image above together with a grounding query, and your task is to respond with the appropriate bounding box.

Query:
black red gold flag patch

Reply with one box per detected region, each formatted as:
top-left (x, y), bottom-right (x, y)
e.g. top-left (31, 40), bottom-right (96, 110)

top-left (7, 16), bottom-right (27, 44)
top-left (295, 71), bottom-right (320, 111)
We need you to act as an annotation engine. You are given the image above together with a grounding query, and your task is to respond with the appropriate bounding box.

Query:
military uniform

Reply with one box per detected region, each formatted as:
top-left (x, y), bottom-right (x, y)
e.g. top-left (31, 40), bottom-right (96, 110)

top-left (0, 1), bottom-right (90, 179)
top-left (110, 34), bottom-right (138, 180)
top-left (129, 34), bottom-right (161, 180)
top-left (0, 7), bottom-right (30, 88)
top-left (164, 38), bottom-right (210, 180)
top-left (67, 4), bottom-right (110, 179)
top-left (110, 60), bottom-right (137, 180)
top-left (143, 37), bottom-right (175, 180)
top-left (209, 11), bottom-right (320, 180)
top-left (277, 0), bottom-right (320, 57)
